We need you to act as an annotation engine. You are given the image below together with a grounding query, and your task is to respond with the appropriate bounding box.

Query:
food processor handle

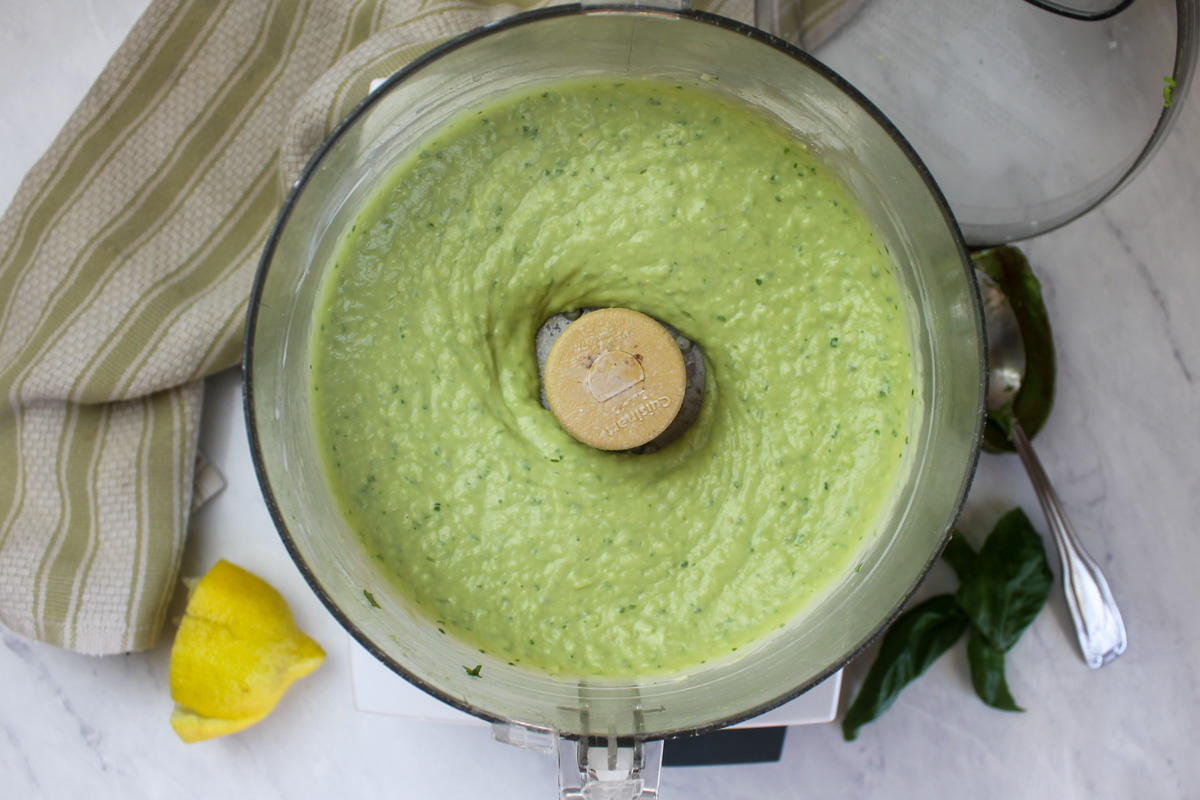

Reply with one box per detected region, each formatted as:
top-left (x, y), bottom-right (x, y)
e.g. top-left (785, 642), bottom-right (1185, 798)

top-left (582, 0), bottom-right (693, 12)
top-left (492, 723), bottom-right (666, 799)
top-left (581, 0), bottom-right (787, 41)
top-left (558, 737), bottom-right (665, 800)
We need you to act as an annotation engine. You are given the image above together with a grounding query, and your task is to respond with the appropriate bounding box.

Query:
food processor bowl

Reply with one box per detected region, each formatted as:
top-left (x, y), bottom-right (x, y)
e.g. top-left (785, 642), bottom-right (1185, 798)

top-left (245, 1), bottom-right (984, 760)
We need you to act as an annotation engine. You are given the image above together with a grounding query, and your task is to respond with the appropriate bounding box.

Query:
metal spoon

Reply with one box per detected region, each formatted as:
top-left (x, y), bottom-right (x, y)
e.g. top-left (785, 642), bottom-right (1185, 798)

top-left (979, 270), bottom-right (1127, 668)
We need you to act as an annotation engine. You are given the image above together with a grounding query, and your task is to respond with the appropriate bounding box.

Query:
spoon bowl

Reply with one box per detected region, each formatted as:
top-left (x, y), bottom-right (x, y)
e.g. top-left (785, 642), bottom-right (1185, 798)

top-left (981, 274), bottom-right (1026, 414)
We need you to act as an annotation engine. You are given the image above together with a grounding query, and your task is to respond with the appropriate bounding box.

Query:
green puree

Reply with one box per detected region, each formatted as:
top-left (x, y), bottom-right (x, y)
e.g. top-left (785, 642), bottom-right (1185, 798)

top-left (311, 78), bottom-right (916, 678)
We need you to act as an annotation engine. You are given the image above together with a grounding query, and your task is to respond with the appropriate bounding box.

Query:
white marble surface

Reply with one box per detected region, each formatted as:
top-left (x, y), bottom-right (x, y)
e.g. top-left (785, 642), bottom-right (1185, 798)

top-left (3, 1), bottom-right (1199, 797)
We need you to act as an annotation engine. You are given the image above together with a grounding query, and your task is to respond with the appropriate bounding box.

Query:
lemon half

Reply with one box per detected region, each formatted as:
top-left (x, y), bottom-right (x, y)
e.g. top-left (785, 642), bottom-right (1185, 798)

top-left (169, 559), bottom-right (325, 743)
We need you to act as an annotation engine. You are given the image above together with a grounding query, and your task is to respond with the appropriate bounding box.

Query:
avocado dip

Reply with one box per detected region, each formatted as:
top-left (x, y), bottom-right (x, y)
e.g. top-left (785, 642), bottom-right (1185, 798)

top-left (310, 77), bottom-right (917, 678)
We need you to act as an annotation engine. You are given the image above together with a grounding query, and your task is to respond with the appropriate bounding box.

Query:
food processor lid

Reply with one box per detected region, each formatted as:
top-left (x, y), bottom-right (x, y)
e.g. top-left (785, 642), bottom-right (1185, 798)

top-left (797, 0), bottom-right (1197, 245)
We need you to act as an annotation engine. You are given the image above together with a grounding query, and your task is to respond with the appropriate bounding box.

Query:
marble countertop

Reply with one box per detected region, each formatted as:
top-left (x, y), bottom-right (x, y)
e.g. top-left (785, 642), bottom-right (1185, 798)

top-left (3, 1), bottom-right (1198, 797)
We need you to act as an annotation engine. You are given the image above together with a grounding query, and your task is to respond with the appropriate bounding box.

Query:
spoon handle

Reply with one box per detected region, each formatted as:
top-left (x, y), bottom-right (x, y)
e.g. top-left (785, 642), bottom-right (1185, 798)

top-left (1010, 421), bottom-right (1127, 668)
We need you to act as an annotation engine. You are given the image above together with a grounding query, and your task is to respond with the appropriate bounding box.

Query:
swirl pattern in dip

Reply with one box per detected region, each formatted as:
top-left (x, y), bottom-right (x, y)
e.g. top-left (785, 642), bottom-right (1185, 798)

top-left (311, 78), bottom-right (917, 677)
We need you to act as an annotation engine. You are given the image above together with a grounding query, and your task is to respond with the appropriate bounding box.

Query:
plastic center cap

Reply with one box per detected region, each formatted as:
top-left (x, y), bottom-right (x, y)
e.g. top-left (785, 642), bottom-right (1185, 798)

top-left (543, 308), bottom-right (686, 451)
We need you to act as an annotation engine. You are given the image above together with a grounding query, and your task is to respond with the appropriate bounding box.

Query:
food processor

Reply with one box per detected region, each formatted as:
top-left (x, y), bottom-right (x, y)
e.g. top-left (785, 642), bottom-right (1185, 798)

top-left (246, 3), bottom-right (988, 796)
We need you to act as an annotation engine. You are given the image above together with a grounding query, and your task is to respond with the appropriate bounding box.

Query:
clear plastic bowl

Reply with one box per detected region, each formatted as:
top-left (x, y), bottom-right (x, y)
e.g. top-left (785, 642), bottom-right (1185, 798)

top-left (244, 5), bottom-right (985, 742)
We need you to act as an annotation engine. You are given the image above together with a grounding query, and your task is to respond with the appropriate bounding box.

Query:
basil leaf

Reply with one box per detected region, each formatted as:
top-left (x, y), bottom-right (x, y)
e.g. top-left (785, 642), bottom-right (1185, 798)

top-left (991, 400), bottom-right (1017, 441)
top-left (941, 531), bottom-right (978, 582)
top-left (842, 595), bottom-right (969, 741)
top-left (967, 625), bottom-right (1022, 712)
top-left (956, 508), bottom-right (1053, 652)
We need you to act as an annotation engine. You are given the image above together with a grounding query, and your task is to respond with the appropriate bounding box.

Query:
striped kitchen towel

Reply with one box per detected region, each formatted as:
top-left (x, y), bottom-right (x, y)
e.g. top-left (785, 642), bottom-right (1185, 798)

top-left (0, 0), bottom-right (866, 655)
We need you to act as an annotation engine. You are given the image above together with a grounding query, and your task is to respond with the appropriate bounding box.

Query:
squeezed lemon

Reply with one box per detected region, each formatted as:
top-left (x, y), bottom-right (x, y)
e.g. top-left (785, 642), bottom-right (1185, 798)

top-left (168, 559), bottom-right (324, 743)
